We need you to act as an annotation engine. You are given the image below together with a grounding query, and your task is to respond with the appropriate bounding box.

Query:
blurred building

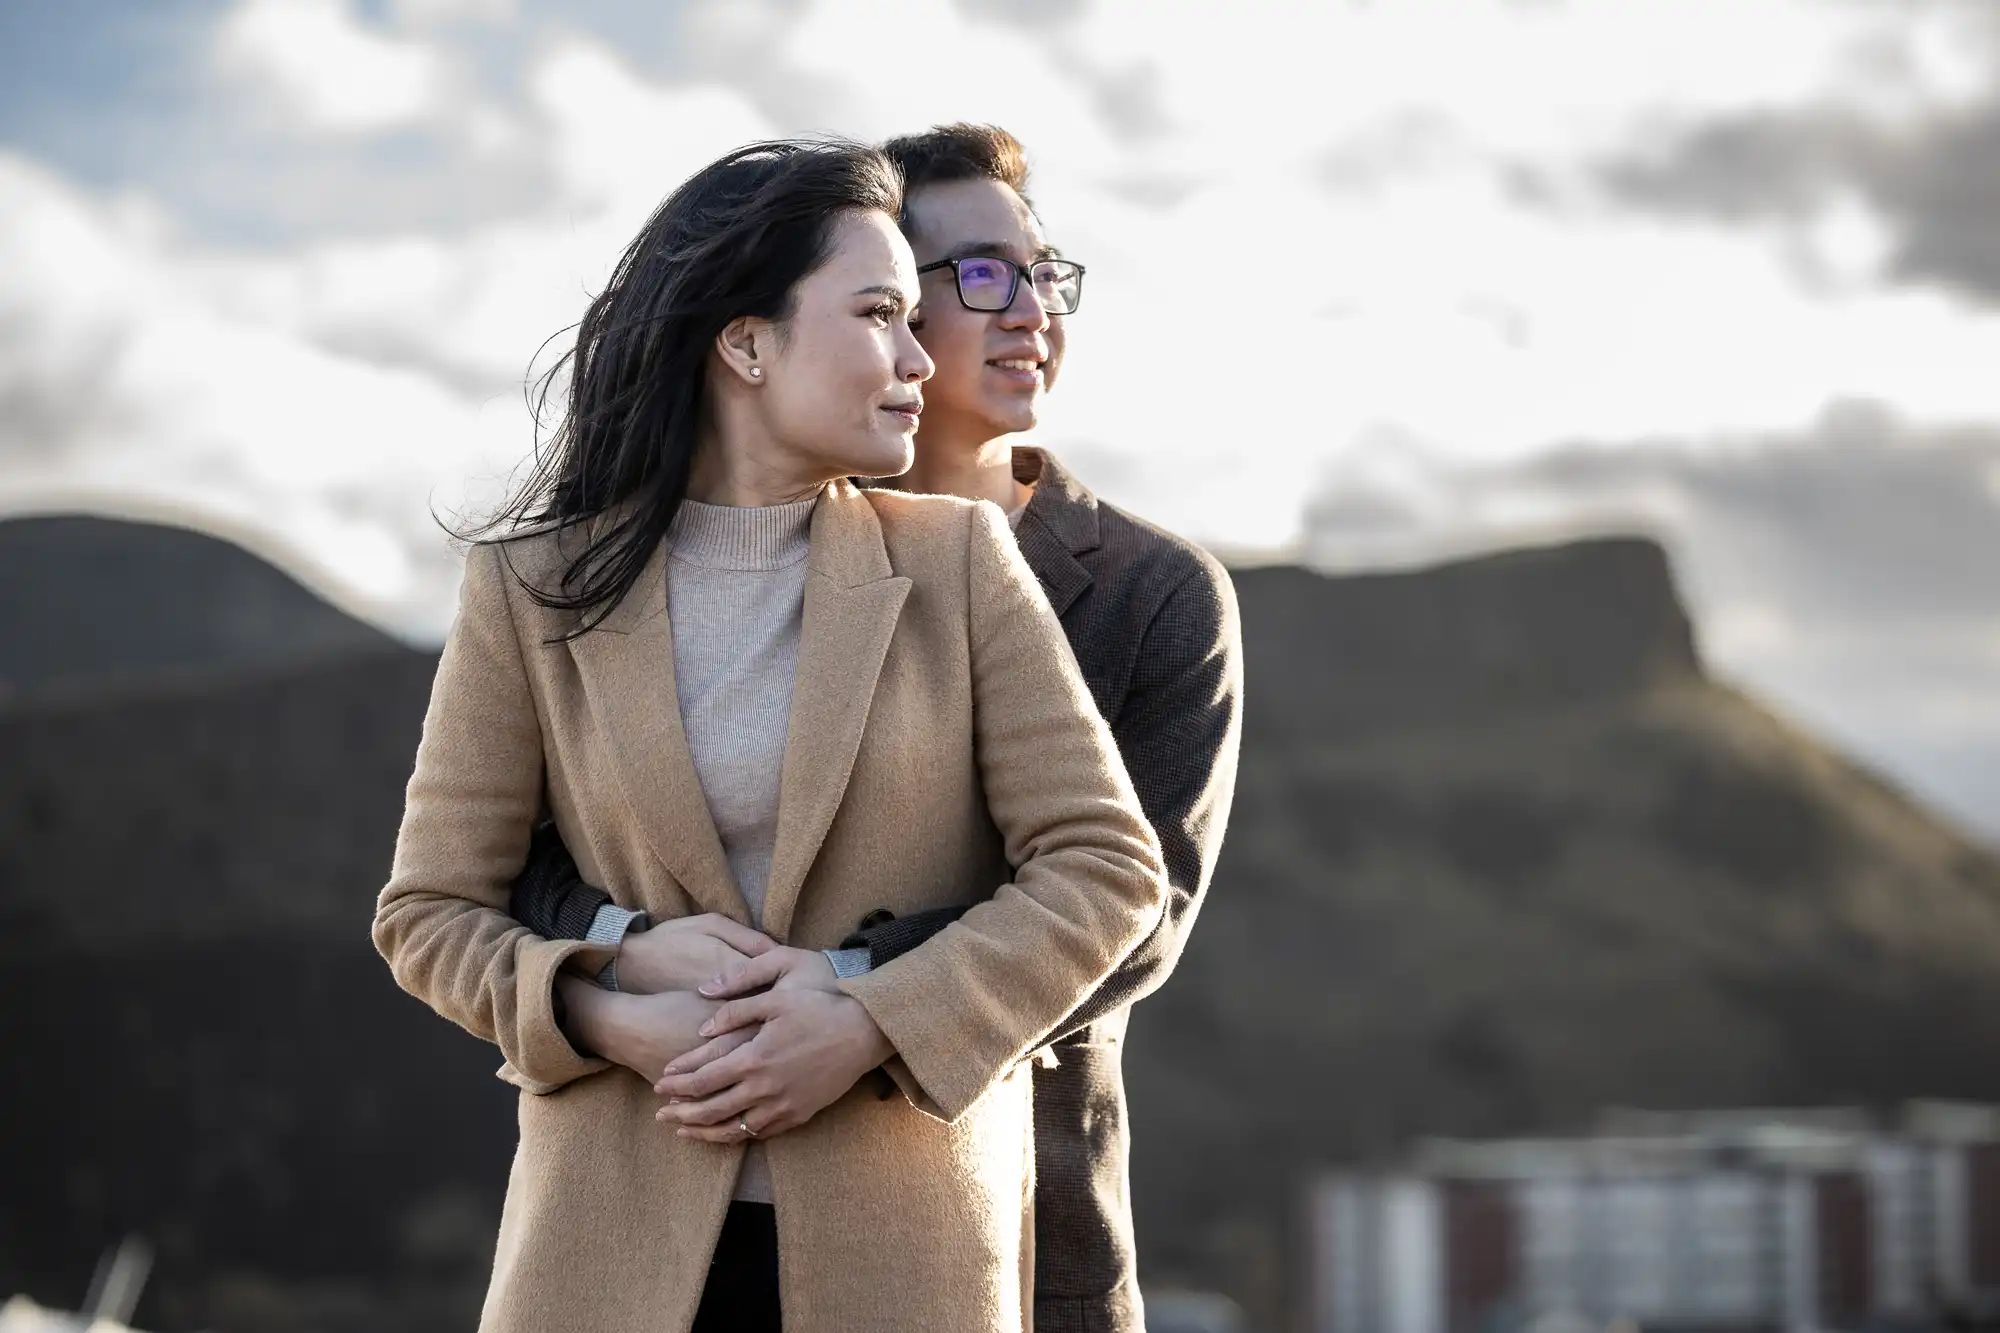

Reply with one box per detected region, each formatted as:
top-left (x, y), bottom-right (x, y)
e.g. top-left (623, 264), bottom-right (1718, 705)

top-left (1308, 1102), bottom-right (2000, 1333)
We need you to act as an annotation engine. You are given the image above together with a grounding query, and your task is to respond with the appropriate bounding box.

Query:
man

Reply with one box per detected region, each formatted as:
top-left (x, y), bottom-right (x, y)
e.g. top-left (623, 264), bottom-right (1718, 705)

top-left (513, 124), bottom-right (1242, 1333)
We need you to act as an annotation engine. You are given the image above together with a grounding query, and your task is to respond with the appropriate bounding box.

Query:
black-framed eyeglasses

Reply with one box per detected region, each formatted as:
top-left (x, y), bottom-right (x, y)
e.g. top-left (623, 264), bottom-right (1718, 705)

top-left (916, 255), bottom-right (1086, 315)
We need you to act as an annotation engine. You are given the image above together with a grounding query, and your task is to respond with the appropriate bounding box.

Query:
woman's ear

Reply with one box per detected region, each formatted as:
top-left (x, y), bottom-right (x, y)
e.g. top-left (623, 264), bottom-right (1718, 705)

top-left (716, 316), bottom-right (772, 386)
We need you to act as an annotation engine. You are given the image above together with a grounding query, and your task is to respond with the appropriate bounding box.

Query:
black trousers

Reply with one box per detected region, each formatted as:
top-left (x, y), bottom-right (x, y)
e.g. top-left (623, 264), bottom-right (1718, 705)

top-left (691, 1202), bottom-right (780, 1333)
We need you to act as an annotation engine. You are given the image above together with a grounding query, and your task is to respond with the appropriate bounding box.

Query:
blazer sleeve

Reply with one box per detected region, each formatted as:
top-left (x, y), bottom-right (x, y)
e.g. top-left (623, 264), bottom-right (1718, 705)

top-left (1041, 558), bottom-right (1243, 1041)
top-left (838, 504), bottom-right (1169, 1121)
top-left (371, 541), bottom-right (616, 1095)
top-left (511, 820), bottom-right (614, 942)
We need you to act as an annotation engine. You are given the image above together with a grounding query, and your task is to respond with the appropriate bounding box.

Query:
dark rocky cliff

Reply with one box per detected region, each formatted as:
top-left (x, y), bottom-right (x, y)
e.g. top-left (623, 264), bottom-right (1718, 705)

top-left (4, 520), bottom-right (1999, 1331)
top-left (1235, 536), bottom-right (1701, 741)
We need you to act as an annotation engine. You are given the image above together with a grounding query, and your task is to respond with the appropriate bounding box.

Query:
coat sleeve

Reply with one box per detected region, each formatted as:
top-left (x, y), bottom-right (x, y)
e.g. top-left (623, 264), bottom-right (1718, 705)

top-left (838, 504), bottom-right (1169, 1121)
top-left (371, 541), bottom-right (616, 1094)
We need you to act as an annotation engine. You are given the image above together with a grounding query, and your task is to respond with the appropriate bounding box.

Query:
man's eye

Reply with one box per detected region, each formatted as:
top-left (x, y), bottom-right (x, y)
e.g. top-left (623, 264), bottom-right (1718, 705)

top-left (962, 260), bottom-right (1003, 282)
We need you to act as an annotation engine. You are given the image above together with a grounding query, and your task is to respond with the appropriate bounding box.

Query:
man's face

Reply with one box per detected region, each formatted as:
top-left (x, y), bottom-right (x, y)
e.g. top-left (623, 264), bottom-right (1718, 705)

top-left (904, 177), bottom-right (1067, 445)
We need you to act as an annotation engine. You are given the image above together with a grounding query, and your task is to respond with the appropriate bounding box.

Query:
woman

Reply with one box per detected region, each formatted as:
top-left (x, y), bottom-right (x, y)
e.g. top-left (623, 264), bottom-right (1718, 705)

top-left (371, 141), bottom-right (1165, 1332)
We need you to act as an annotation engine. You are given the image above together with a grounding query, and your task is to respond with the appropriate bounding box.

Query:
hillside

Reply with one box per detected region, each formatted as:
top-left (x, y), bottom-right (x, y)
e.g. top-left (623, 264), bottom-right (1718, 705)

top-left (4, 521), bottom-right (2000, 1331)
top-left (0, 514), bottom-right (395, 704)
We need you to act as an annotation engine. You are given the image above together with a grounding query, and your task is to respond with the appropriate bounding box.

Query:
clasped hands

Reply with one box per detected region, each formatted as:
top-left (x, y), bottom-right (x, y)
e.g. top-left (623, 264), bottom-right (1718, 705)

top-left (558, 914), bottom-right (891, 1144)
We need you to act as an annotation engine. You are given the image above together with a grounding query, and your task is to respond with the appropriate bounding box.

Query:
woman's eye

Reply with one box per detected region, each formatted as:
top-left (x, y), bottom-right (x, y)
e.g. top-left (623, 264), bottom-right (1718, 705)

top-left (868, 304), bottom-right (896, 323)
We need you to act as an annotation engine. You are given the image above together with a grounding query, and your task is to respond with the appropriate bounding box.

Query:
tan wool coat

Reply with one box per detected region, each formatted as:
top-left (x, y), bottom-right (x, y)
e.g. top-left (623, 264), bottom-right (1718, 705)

top-left (372, 479), bottom-right (1167, 1333)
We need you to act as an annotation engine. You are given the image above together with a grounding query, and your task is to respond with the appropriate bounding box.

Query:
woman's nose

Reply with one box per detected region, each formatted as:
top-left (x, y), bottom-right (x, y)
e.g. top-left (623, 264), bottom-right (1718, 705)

top-left (901, 337), bottom-right (935, 382)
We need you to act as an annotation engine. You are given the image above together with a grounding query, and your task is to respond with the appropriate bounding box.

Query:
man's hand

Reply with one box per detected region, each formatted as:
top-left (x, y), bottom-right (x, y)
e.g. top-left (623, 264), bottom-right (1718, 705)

top-left (698, 944), bottom-right (842, 1000)
top-left (557, 976), bottom-right (755, 1082)
top-left (653, 989), bottom-right (893, 1142)
top-left (614, 913), bottom-right (776, 995)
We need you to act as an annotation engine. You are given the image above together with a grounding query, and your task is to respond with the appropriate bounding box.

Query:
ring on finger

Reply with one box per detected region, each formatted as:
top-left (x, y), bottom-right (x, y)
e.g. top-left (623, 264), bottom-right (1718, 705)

top-left (738, 1116), bottom-right (757, 1140)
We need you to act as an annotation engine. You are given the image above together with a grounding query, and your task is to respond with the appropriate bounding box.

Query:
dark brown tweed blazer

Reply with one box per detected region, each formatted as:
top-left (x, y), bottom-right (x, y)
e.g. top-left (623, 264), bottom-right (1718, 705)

top-left (512, 450), bottom-right (1244, 1333)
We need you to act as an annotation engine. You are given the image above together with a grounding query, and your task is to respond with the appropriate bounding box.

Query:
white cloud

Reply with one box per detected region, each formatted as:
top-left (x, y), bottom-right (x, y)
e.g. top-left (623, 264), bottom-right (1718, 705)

top-left (391, 0), bottom-right (518, 27)
top-left (214, 0), bottom-right (449, 133)
top-left (527, 38), bottom-right (775, 216)
top-left (183, 35), bottom-right (782, 417)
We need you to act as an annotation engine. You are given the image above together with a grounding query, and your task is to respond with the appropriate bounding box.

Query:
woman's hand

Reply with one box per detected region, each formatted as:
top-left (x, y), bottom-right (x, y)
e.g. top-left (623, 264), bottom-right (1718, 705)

top-left (698, 944), bottom-right (842, 999)
top-left (557, 976), bottom-right (752, 1082)
top-left (652, 989), bottom-right (893, 1142)
top-left (613, 913), bottom-right (776, 995)
top-left (661, 945), bottom-right (841, 1080)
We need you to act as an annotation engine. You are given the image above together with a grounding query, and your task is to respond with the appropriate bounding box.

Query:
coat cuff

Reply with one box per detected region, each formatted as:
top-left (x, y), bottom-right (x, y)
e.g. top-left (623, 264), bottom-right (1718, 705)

top-left (503, 935), bottom-right (617, 1094)
top-left (840, 968), bottom-right (987, 1122)
top-left (877, 1056), bottom-right (944, 1119)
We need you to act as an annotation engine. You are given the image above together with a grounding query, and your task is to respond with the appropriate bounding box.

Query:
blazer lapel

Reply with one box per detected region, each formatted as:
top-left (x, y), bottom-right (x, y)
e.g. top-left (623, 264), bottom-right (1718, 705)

top-left (567, 534), bottom-right (745, 921)
top-left (1012, 447), bottom-right (1101, 618)
top-left (1014, 514), bottom-right (1092, 617)
top-left (759, 482), bottom-right (911, 941)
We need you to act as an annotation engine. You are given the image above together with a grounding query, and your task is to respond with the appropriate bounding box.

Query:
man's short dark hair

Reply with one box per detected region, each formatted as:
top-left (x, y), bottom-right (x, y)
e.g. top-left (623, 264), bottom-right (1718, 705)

top-left (880, 123), bottom-right (1032, 234)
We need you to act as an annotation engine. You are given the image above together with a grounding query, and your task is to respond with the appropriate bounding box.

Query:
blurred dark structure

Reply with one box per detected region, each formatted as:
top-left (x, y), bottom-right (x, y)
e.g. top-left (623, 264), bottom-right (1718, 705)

top-left (4, 516), bottom-right (2000, 1332)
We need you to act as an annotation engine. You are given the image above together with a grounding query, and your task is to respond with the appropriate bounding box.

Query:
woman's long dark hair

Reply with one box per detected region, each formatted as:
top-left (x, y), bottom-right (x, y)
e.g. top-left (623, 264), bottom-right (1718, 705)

top-left (481, 139), bottom-right (903, 635)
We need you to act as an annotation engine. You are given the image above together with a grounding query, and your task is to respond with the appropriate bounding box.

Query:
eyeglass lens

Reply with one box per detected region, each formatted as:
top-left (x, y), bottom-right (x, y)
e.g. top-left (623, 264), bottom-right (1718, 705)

top-left (956, 258), bottom-right (1083, 314)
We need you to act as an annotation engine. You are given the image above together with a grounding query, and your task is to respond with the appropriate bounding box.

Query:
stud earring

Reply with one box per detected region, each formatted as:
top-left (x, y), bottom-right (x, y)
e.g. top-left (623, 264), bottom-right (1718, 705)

top-left (749, 366), bottom-right (762, 378)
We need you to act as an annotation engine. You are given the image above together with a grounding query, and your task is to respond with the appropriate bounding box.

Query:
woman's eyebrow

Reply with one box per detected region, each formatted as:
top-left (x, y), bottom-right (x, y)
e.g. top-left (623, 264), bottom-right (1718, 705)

top-left (853, 284), bottom-right (911, 307)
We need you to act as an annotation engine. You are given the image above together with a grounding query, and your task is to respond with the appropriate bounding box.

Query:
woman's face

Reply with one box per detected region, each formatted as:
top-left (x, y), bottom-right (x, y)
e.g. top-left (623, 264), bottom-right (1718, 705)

top-left (755, 209), bottom-right (933, 482)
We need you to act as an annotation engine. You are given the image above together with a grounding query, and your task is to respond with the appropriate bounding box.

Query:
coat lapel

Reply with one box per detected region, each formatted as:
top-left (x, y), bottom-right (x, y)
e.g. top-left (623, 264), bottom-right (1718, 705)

top-left (759, 481), bottom-right (911, 941)
top-left (566, 533), bottom-right (745, 921)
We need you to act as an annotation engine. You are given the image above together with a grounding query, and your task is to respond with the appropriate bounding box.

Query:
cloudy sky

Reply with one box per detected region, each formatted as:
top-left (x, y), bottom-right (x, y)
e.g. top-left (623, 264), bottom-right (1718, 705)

top-left (3, 0), bottom-right (1998, 840)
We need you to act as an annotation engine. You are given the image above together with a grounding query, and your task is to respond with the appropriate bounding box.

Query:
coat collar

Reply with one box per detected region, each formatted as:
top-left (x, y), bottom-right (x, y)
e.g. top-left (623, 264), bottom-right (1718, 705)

top-left (566, 480), bottom-right (910, 930)
top-left (1011, 447), bottom-right (1100, 618)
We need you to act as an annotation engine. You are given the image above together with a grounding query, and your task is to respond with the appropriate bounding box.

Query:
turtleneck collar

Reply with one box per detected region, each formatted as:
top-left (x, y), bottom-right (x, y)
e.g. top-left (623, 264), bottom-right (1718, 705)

top-left (667, 493), bottom-right (818, 572)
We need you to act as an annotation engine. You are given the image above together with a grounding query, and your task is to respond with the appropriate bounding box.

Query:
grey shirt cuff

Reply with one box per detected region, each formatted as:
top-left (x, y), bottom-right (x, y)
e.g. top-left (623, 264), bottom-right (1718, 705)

top-left (585, 903), bottom-right (648, 991)
top-left (824, 947), bottom-right (874, 979)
